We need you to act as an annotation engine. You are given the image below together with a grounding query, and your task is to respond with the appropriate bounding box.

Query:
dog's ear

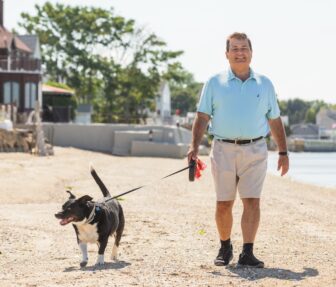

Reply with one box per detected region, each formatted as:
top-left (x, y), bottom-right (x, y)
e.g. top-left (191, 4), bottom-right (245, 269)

top-left (66, 190), bottom-right (76, 199)
top-left (77, 195), bottom-right (93, 204)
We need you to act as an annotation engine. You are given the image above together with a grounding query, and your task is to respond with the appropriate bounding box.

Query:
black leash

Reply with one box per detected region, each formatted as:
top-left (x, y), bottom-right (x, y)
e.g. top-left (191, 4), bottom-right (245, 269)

top-left (106, 162), bottom-right (195, 201)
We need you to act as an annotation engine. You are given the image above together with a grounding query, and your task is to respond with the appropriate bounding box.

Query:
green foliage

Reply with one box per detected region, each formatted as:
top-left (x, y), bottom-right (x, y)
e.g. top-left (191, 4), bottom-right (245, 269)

top-left (165, 63), bottom-right (202, 116)
top-left (279, 98), bottom-right (333, 126)
top-left (304, 100), bottom-right (328, 124)
top-left (19, 2), bottom-right (187, 123)
top-left (45, 81), bottom-right (73, 91)
top-left (286, 99), bottom-right (310, 125)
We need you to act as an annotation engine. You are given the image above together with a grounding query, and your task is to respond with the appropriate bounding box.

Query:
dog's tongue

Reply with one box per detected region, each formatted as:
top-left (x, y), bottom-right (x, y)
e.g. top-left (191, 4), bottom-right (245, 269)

top-left (60, 217), bottom-right (73, 225)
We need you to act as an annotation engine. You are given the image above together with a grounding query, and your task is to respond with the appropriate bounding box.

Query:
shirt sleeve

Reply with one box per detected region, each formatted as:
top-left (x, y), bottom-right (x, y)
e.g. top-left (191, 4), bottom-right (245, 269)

top-left (197, 79), bottom-right (213, 116)
top-left (266, 81), bottom-right (281, 119)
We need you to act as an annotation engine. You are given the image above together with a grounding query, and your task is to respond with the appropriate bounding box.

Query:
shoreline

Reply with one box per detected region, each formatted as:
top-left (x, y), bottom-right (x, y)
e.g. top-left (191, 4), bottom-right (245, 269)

top-left (267, 151), bottom-right (336, 189)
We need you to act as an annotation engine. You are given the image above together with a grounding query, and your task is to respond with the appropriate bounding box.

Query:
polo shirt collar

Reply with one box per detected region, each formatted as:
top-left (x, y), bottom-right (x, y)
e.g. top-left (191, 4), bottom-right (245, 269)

top-left (227, 67), bottom-right (256, 81)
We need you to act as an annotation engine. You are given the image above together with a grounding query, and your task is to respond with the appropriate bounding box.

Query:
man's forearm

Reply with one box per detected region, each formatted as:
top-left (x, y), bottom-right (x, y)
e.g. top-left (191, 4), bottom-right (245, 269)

top-left (268, 117), bottom-right (287, 152)
top-left (191, 113), bottom-right (210, 149)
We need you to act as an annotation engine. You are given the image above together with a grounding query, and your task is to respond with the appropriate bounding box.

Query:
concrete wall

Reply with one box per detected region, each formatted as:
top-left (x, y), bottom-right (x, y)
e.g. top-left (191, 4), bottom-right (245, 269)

top-left (304, 139), bottom-right (336, 152)
top-left (42, 123), bottom-right (196, 158)
top-left (131, 141), bottom-right (189, 158)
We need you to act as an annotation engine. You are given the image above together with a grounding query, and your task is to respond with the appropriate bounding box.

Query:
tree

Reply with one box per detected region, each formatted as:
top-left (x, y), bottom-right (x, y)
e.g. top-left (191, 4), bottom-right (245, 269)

top-left (304, 100), bottom-right (328, 124)
top-left (164, 63), bottom-right (202, 116)
top-left (285, 99), bottom-right (310, 125)
top-left (278, 99), bottom-right (334, 126)
top-left (20, 2), bottom-right (135, 103)
top-left (19, 2), bottom-right (185, 123)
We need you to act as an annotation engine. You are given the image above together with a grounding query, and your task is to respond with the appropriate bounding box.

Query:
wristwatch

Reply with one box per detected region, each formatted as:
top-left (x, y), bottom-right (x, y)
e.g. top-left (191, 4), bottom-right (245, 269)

top-left (278, 151), bottom-right (288, 156)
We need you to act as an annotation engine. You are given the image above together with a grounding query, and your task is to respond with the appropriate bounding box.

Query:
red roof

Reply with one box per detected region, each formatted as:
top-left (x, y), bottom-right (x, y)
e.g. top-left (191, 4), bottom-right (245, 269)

top-left (0, 26), bottom-right (31, 53)
top-left (42, 84), bottom-right (74, 95)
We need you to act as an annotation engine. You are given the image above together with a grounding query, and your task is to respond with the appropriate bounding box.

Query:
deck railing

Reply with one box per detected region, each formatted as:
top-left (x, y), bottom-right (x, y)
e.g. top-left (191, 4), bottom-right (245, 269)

top-left (0, 57), bottom-right (41, 72)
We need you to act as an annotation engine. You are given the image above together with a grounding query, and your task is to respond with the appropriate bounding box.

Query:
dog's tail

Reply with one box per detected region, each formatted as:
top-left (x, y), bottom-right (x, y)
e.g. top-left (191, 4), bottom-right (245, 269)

top-left (90, 164), bottom-right (111, 197)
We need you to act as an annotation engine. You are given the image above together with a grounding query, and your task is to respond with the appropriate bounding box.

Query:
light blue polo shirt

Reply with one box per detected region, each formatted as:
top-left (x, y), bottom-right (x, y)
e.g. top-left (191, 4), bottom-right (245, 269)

top-left (197, 68), bottom-right (280, 139)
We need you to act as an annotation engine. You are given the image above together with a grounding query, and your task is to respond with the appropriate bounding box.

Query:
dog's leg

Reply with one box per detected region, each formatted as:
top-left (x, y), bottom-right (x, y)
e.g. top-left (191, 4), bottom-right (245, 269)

top-left (79, 242), bottom-right (88, 267)
top-left (96, 237), bottom-right (108, 265)
top-left (111, 237), bottom-right (118, 260)
top-left (74, 226), bottom-right (88, 267)
top-left (112, 205), bottom-right (125, 261)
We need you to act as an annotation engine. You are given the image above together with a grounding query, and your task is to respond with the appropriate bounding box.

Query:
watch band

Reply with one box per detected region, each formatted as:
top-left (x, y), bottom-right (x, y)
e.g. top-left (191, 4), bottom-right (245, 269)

top-left (278, 151), bottom-right (288, 156)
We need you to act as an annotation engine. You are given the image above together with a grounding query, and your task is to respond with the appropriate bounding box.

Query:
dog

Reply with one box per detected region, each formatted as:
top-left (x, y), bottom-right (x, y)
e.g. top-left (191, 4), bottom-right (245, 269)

top-left (55, 166), bottom-right (125, 267)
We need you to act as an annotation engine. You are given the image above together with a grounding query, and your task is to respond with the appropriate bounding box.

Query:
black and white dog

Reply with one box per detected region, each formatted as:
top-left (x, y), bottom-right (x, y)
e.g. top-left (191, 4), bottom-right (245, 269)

top-left (55, 166), bottom-right (125, 267)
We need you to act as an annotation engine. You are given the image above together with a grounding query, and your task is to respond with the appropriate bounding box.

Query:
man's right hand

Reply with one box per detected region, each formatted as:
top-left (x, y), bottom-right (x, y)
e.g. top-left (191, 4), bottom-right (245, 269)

top-left (187, 112), bottom-right (210, 165)
top-left (187, 147), bottom-right (198, 164)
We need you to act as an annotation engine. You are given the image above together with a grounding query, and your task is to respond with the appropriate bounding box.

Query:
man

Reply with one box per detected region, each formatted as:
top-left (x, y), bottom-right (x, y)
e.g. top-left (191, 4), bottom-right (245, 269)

top-left (188, 32), bottom-right (289, 268)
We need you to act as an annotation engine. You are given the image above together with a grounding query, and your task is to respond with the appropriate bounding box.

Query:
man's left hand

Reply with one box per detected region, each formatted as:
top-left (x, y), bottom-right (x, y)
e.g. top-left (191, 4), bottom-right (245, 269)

top-left (278, 155), bottom-right (289, 176)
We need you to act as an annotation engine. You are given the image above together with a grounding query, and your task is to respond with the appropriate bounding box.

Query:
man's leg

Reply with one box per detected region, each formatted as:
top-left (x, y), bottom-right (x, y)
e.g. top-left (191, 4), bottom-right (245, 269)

top-left (241, 198), bottom-right (260, 243)
top-left (210, 140), bottom-right (237, 266)
top-left (216, 200), bottom-right (235, 240)
top-left (238, 197), bottom-right (264, 268)
top-left (214, 200), bottom-right (234, 266)
top-left (236, 140), bottom-right (267, 268)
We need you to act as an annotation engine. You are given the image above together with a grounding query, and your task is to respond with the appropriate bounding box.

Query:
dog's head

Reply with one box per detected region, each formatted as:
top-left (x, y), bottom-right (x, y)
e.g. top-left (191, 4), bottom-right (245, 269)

top-left (55, 191), bottom-right (93, 225)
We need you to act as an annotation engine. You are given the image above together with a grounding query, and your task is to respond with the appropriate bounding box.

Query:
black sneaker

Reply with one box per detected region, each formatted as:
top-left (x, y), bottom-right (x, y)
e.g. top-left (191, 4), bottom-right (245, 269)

top-left (214, 244), bottom-right (233, 266)
top-left (237, 251), bottom-right (264, 268)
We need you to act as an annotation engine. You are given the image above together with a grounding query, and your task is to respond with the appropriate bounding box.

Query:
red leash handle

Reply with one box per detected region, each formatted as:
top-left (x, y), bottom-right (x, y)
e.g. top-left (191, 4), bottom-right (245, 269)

top-left (189, 159), bottom-right (207, 182)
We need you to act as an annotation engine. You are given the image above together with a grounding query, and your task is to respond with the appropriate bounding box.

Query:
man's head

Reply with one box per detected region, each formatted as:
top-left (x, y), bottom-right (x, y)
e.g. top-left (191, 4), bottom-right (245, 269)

top-left (226, 32), bottom-right (252, 72)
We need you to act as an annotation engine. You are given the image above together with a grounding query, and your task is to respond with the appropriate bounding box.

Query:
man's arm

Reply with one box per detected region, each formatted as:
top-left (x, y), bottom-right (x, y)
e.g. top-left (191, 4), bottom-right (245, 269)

top-left (268, 117), bottom-right (289, 176)
top-left (187, 112), bottom-right (210, 162)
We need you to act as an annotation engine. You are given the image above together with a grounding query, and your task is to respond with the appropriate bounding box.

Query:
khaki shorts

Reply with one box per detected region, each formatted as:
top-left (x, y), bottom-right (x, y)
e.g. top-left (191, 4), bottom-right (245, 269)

top-left (210, 139), bottom-right (268, 201)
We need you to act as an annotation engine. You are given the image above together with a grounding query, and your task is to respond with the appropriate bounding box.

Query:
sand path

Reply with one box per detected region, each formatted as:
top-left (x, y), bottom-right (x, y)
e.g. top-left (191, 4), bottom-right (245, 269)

top-left (0, 147), bottom-right (335, 286)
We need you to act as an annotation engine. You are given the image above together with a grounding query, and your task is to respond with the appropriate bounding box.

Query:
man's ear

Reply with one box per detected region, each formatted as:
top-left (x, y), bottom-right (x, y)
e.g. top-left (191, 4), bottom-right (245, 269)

top-left (77, 195), bottom-right (93, 204)
top-left (225, 51), bottom-right (229, 59)
top-left (66, 190), bottom-right (76, 199)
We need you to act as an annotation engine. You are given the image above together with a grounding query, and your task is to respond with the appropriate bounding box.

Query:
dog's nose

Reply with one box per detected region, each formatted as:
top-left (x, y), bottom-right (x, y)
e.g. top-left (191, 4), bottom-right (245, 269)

top-left (55, 213), bottom-right (62, 218)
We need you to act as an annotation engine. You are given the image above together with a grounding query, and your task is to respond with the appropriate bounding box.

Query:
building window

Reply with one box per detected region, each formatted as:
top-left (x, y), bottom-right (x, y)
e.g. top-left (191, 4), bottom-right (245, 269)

top-left (3, 81), bottom-right (20, 107)
top-left (24, 82), bottom-right (37, 109)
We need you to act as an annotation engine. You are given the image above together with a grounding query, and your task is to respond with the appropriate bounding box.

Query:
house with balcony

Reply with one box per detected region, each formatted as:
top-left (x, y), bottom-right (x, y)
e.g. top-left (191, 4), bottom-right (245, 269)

top-left (0, 0), bottom-right (42, 123)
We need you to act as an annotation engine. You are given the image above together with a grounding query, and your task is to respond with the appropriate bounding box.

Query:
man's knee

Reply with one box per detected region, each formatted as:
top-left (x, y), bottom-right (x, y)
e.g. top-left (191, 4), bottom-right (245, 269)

top-left (216, 201), bottom-right (234, 213)
top-left (242, 198), bottom-right (260, 211)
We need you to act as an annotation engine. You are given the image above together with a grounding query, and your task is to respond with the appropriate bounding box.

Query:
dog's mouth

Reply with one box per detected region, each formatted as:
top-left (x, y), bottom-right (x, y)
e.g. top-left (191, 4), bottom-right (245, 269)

top-left (60, 216), bottom-right (74, 225)
top-left (59, 216), bottom-right (75, 225)
top-left (55, 212), bottom-right (81, 225)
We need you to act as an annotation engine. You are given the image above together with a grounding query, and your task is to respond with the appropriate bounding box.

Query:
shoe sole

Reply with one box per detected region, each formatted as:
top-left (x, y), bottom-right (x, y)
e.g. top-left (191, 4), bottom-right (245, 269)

top-left (236, 262), bottom-right (264, 268)
top-left (214, 254), bottom-right (233, 266)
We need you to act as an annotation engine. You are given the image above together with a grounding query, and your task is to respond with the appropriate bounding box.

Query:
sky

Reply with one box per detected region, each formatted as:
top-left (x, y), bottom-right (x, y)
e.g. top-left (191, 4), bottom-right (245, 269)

top-left (5, 0), bottom-right (336, 104)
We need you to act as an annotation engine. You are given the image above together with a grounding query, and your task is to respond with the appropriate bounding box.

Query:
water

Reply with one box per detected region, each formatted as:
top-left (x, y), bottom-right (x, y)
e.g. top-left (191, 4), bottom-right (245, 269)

top-left (267, 152), bottom-right (336, 188)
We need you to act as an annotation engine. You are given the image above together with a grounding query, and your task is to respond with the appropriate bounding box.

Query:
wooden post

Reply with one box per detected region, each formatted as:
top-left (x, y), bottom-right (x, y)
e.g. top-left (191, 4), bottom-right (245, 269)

top-left (35, 101), bottom-right (47, 156)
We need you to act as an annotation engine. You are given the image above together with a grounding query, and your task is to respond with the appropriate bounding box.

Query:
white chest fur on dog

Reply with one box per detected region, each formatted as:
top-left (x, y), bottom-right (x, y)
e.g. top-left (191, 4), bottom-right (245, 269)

top-left (76, 222), bottom-right (99, 243)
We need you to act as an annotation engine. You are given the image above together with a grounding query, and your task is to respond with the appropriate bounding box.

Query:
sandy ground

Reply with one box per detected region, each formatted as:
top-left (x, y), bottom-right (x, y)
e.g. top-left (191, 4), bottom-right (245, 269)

top-left (0, 147), bottom-right (335, 287)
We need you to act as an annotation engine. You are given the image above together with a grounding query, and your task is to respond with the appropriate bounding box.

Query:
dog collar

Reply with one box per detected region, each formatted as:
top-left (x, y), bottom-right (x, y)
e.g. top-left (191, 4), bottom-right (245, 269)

top-left (85, 204), bottom-right (96, 224)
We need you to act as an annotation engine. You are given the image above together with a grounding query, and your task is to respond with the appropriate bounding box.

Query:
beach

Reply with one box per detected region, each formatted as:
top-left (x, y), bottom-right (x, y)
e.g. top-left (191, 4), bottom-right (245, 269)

top-left (0, 147), bottom-right (335, 287)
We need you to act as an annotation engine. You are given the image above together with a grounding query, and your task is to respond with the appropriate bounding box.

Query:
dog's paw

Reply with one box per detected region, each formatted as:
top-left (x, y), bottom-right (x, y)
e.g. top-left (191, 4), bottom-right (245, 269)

top-left (95, 255), bottom-right (104, 266)
top-left (80, 260), bottom-right (88, 267)
top-left (111, 245), bottom-right (118, 260)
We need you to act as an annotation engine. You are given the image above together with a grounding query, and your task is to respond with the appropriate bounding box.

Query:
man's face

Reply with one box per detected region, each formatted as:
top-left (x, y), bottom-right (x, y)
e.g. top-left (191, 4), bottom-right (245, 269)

top-left (226, 38), bottom-right (252, 71)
